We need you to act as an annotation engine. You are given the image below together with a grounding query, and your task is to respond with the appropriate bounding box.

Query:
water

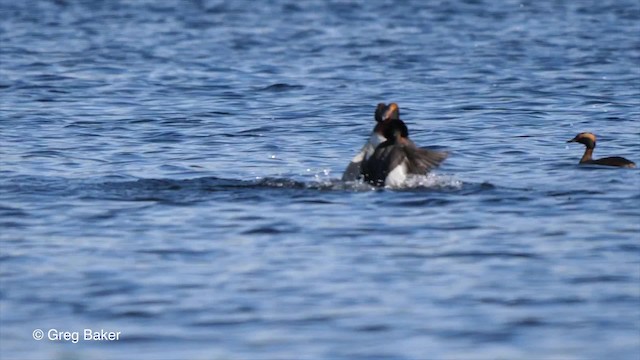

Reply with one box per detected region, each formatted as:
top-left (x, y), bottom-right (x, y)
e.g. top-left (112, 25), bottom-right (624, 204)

top-left (1, 0), bottom-right (639, 359)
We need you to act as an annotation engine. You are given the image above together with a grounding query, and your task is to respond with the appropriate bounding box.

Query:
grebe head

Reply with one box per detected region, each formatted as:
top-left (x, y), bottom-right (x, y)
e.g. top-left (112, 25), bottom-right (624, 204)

top-left (568, 132), bottom-right (596, 149)
top-left (374, 103), bottom-right (386, 122)
top-left (381, 103), bottom-right (400, 122)
top-left (382, 119), bottom-right (409, 141)
top-left (374, 103), bottom-right (400, 123)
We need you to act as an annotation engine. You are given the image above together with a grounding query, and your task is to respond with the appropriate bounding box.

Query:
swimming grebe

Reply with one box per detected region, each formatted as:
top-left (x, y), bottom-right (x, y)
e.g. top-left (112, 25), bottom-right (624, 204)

top-left (567, 132), bottom-right (636, 168)
top-left (361, 119), bottom-right (448, 187)
top-left (342, 103), bottom-right (401, 181)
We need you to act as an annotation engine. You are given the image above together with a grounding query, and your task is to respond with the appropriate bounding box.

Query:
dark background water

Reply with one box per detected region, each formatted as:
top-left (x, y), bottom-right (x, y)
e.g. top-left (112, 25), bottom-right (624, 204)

top-left (1, 0), bottom-right (639, 359)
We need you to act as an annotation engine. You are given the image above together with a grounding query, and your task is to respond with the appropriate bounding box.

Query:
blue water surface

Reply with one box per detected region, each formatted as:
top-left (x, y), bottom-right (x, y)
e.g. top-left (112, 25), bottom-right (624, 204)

top-left (1, 0), bottom-right (639, 359)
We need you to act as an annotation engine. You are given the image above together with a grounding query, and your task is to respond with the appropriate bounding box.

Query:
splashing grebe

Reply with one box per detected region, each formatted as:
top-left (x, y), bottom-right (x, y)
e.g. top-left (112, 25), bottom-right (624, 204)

top-left (361, 119), bottom-right (448, 187)
top-left (567, 132), bottom-right (636, 168)
top-left (341, 103), bottom-right (401, 181)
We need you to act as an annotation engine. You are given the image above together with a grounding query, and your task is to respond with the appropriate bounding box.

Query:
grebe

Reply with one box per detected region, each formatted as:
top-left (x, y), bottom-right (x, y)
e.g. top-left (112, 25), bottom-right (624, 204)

top-left (567, 132), bottom-right (636, 168)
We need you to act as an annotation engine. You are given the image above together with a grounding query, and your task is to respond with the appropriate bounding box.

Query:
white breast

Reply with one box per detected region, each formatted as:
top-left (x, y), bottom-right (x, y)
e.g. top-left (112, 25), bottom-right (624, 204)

top-left (384, 160), bottom-right (408, 188)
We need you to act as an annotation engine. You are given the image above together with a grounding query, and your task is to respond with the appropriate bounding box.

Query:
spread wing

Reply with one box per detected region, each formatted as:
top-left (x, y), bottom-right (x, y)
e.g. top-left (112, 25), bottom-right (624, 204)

top-left (404, 146), bottom-right (448, 174)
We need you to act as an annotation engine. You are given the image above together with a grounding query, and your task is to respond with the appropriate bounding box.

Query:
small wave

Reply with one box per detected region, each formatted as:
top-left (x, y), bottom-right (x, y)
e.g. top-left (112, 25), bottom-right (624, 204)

top-left (257, 83), bottom-right (305, 92)
top-left (253, 177), bottom-right (307, 189)
top-left (103, 175), bottom-right (465, 196)
top-left (2, 174), bottom-right (470, 204)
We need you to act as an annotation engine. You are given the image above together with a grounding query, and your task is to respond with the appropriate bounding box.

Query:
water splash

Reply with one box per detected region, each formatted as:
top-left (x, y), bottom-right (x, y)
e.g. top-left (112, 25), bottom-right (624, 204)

top-left (400, 173), bottom-right (463, 190)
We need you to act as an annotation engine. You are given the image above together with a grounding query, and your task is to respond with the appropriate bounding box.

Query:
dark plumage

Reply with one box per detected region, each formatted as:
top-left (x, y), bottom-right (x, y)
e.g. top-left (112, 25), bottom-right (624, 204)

top-left (361, 119), bottom-right (448, 186)
top-left (567, 132), bottom-right (636, 168)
